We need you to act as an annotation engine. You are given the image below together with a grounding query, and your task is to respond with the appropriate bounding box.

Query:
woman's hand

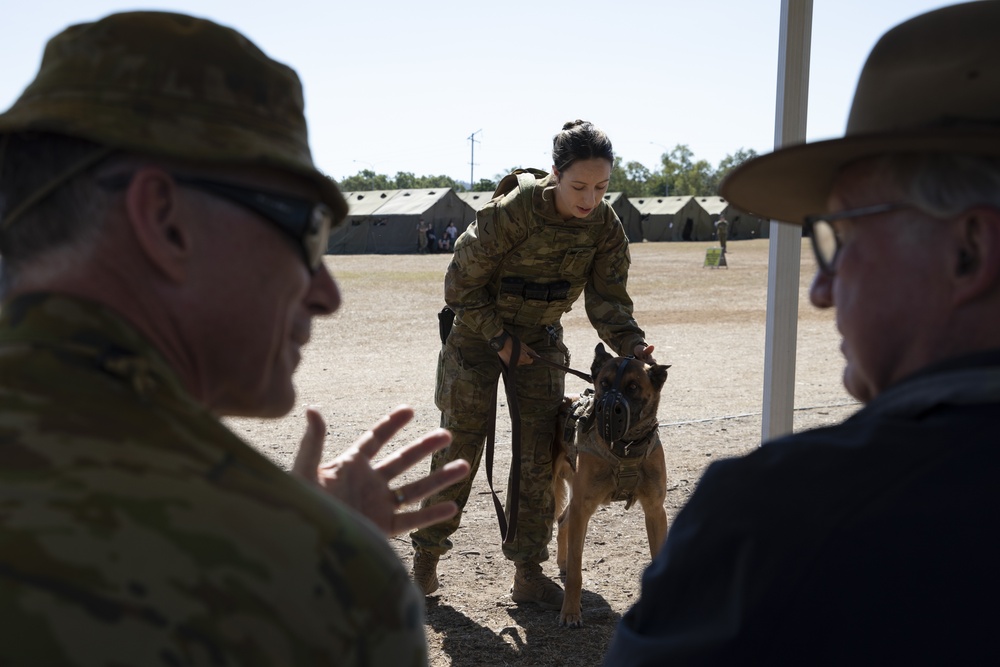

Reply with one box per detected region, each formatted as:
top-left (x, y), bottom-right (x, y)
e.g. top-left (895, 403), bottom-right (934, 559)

top-left (634, 343), bottom-right (657, 365)
top-left (497, 336), bottom-right (535, 367)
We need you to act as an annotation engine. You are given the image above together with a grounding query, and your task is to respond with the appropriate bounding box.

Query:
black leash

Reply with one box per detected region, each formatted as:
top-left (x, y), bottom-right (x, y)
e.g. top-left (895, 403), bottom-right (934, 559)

top-left (483, 335), bottom-right (593, 545)
top-left (526, 349), bottom-right (593, 384)
top-left (485, 337), bottom-right (521, 544)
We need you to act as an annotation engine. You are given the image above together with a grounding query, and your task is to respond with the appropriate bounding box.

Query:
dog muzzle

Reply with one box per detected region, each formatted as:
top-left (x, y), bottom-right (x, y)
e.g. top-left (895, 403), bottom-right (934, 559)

top-left (595, 358), bottom-right (634, 444)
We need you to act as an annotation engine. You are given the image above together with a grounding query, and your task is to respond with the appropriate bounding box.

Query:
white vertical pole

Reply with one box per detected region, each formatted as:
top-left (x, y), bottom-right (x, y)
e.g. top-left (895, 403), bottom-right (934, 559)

top-left (762, 0), bottom-right (813, 442)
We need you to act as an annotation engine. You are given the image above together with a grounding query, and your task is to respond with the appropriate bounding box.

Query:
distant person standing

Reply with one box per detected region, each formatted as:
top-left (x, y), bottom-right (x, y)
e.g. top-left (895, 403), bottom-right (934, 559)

top-left (715, 215), bottom-right (729, 252)
top-left (443, 221), bottom-right (458, 251)
top-left (417, 217), bottom-right (430, 253)
top-left (426, 224), bottom-right (438, 254)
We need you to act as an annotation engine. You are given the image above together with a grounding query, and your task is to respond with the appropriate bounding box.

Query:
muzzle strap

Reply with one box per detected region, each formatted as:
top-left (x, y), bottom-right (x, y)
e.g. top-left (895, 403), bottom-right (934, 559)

top-left (596, 358), bottom-right (634, 444)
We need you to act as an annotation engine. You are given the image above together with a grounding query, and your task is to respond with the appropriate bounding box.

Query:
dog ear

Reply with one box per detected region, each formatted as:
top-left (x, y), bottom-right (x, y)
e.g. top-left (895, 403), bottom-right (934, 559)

top-left (647, 364), bottom-right (671, 392)
top-left (591, 343), bottom-right (614, 380)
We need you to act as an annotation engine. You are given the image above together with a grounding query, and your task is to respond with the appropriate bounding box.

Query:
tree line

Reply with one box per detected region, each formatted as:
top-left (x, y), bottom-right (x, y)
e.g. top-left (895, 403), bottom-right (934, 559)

top-left (336, 144), bottom-right (758, 197)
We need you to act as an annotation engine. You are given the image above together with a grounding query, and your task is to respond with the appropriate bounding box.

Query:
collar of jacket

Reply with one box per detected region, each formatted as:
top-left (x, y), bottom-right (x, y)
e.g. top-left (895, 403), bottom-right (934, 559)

top-left (0, 292), bottom-right (196, 408)
top-left (865, 349), bottom-right (1000, 419)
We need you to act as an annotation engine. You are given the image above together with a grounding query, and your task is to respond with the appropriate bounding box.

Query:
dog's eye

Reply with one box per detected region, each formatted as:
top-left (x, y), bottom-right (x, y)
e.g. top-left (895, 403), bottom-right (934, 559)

top-left (627, 382), bottom-right (639, 394)
top-left (599, 379), bottom-right (611, 390)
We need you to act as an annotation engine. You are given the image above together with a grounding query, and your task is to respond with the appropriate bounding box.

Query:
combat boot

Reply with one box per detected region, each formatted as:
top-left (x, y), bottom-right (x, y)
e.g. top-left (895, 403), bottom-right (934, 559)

top-left (510, 561), bottom-right (564, 610)
top-left (412, 549), bottom-right (439, 596)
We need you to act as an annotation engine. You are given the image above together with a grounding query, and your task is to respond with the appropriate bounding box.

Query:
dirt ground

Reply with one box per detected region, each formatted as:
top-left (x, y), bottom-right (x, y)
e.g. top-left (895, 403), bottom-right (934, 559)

top-left (226, 238), bottom-right (860, 667)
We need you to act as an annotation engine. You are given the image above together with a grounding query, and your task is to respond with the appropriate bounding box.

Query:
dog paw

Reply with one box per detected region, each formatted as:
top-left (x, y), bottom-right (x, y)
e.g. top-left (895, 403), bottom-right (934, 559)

top-left (559, 610), bottom-right (583, 628)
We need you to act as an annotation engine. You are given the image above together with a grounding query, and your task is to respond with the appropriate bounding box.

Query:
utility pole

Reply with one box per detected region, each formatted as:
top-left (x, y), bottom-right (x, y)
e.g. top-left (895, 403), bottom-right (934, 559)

top-left (468, 129), bottom-right (482, 189)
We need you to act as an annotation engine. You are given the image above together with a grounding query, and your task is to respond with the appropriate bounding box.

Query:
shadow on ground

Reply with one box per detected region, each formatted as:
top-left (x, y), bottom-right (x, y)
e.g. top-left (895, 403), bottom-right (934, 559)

top-left (427, 589), bottom-right (620, 667)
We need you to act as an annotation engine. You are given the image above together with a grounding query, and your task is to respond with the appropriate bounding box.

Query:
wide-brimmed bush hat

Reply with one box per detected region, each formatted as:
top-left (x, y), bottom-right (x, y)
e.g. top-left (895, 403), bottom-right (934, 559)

top-left (0, 11), bottom-right (347, 222)
top-left (721, 1), bottom-right (1000, 225)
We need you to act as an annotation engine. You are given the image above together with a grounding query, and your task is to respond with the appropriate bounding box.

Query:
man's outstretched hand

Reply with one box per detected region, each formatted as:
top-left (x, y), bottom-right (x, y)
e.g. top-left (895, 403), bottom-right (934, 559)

top-left (292, 405), bottom-right (470, 537)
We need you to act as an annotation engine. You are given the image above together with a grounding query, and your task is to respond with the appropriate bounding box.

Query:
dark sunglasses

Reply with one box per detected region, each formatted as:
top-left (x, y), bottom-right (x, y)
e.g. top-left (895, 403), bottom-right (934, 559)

top-left (172, 175), bottom-right (332, 272)
top-left (99, 172), bottom-right (332, 272)
top-left (803, 203), bottom-right (909, 275)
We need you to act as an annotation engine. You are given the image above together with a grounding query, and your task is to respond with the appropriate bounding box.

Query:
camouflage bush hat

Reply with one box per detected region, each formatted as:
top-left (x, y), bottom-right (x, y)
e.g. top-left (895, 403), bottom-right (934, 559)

top-left (721, 1), bottom-right (1000, 224)
top-left (0, 11), bottom-right (347, 222)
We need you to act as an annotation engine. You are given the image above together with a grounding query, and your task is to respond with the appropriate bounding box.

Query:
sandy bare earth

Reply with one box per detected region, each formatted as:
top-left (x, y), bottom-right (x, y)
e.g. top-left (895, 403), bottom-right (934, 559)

top-left (225, 238), bottom-right (859, 667)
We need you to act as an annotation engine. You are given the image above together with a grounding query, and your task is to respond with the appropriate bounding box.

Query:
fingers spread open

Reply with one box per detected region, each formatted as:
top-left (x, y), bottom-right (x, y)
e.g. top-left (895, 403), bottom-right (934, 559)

top-left (388, 459), bottom-right (469, 509)
top-left (373, 428), bottom-right (452, 480)
top-left (390, 501), bottom-right (460, 536)
top-left (353, 405), bottom-right (415, 460)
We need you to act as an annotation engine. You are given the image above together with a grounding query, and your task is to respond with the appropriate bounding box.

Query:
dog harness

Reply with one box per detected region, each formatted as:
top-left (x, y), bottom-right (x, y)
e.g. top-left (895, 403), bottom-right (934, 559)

top-left (565, 389), bottom-right (662, 510)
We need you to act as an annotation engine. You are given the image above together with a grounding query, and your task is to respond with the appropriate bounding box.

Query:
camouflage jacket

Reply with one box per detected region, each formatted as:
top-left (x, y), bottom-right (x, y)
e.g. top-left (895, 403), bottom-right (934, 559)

top-left (0, 294), bottom-right (426, 666)
top-left (446, 171), bottom-right (646, 356)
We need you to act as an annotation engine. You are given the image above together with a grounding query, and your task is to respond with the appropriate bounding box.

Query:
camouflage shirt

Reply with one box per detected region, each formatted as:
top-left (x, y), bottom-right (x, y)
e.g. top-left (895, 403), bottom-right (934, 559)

top-left (0, 294), bottom-right (426, 666)
top-left (447, 172), bottom-right (646, 356)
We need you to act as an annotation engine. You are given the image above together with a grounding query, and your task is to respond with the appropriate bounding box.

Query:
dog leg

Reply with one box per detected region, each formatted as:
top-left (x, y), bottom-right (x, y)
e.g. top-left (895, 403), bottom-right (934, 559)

top-left (639, 494), bottom-right (669, 559)
top-left (559, 492), bottom-right (600, 628)
top-left (556, 496), bottom-right (569, 575)
top-left (553, 461), bottom-right (572, 574)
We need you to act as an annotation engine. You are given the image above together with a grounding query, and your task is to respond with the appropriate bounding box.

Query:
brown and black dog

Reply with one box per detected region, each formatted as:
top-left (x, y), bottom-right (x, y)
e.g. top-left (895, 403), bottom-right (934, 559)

top-left (553, 343), bottom-right (671, 628)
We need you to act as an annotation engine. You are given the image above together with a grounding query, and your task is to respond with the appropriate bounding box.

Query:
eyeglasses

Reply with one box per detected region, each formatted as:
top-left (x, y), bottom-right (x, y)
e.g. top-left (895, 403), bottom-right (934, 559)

top-left (171, 175), bottom-right (332, 272)
top-left (99, 172), bottom-right (333, 272)
top-left (803, 203), bottom-right (909, 275)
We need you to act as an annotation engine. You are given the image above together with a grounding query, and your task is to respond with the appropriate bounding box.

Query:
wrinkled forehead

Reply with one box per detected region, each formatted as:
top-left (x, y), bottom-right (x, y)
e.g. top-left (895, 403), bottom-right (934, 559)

top-left (828, 156), bottom-right (906, 210)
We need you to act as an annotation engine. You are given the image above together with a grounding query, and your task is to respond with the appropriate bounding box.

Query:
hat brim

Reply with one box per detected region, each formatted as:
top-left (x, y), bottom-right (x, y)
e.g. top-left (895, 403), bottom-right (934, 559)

top-left (719, 126), bottom-right (1000, 225)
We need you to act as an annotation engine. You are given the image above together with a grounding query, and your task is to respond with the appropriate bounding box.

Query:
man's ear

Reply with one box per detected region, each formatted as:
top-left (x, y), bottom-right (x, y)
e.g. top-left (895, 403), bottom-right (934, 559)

top-left (123, 167), bottom-right (190, 283)
top-left (951, 207), bottom-right (1000, 305)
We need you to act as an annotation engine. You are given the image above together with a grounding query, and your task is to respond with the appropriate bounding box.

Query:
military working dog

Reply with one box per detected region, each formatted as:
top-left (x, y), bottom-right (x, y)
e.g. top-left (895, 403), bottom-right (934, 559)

top-left (553, 343), bottom-right (670, 628)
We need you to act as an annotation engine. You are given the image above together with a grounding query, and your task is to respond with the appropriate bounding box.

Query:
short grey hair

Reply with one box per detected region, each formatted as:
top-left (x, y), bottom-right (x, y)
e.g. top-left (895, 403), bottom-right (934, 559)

top-left (0, 133), bottom-right (112, 295)
top-left (879, 153), bottom-right (1000, 218)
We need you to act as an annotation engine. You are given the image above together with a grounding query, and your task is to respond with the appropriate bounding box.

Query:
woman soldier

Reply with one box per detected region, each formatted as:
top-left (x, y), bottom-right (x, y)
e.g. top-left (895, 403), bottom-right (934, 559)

top-left (410, 120), bottom-right (657, 609)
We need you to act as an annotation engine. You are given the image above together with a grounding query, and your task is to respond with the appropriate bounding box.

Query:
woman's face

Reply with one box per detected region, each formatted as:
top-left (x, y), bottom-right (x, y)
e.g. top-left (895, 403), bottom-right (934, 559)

top-left (553, 158), bottom-right (612, 220)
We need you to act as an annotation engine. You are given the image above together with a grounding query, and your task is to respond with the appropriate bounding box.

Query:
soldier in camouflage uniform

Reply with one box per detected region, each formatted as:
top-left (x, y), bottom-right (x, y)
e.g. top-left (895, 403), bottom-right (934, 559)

top-left (410, 121), bottom-right (658, 609)
top-left (0, 12), bottom-right (469, 665)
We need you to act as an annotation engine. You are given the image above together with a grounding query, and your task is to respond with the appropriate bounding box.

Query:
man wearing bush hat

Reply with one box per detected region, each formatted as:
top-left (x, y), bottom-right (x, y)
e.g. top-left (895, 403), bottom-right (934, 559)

top-left (605, 2), bottom-right (1000, 664)
top-left (0, 11), bottom-right (468, 665)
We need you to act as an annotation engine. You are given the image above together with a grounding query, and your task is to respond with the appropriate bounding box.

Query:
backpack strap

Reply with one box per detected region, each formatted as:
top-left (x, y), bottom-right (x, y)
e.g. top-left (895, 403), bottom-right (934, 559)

top-left (490, 167), bottom-right (548, 202)
top-left (484, 168), bottom-right (548, 285)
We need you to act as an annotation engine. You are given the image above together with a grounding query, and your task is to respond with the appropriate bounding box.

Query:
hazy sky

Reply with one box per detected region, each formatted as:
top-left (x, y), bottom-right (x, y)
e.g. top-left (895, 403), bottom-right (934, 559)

top-left (1, 0), bottom-right (956, 184)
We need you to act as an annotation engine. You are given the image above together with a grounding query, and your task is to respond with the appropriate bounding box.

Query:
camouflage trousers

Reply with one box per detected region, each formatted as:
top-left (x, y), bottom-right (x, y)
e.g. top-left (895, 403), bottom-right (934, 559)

top-left (410, 321), bottom-right (568, 563)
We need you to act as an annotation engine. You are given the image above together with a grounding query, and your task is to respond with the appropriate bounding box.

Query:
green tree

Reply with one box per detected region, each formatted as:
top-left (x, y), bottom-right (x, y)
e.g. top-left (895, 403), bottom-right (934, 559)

top-left (610, 157), bottom-right (651, 197)
top-left (472, 178), bottom-right (498, 192)
top-left (417, 174), bottom-right (465, 190)
top-left (650, 144), bottom-right (716, 196)
top-left (710, 148), bottom-right (759, 194)
top-left (338, 169), bottom-right (392, 191)
top-left (393, 171), bottom-right (419, 189)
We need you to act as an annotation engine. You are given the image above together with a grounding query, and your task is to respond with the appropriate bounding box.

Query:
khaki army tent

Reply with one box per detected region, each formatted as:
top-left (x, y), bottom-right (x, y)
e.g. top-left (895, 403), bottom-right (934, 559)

top-left (456, 191), bottom-right (495, 214)
top-left (328, 188), bottom-right (475, 254)
top-left (369, 188), bottom-right (474, 254)
top-left (326, 189), bottom-right (400, 254)
top-left (603, 192), bottom-right (643, 243)
top-left (693, 196), bottom-right (769, 240)
top-left (629, 195), bottom-right (713, 241)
